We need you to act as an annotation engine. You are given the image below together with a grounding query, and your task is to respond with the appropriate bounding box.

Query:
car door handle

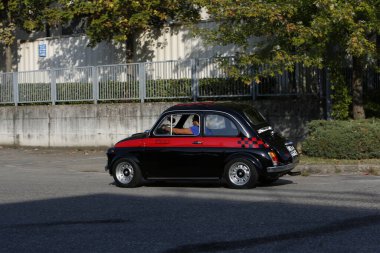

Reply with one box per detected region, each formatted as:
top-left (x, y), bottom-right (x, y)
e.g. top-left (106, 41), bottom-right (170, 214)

top-left (192, 141), bottom-right (203, 144)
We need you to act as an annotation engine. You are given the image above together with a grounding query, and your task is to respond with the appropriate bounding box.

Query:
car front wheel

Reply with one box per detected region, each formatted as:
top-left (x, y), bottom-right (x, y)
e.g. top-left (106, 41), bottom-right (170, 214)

top-left (223, 158), bottom-right (258, 189)
top-left (112, 159), bottom-right (142, 188)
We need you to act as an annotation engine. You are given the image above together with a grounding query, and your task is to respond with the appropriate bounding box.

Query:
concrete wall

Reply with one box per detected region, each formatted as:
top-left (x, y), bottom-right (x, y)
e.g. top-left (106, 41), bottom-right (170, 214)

top-left (0, 98), bottom-right (322, 147)
top-left (252, 97), bottom-right (323, 142)
top-left (0, 103), bottom-right (176, 147)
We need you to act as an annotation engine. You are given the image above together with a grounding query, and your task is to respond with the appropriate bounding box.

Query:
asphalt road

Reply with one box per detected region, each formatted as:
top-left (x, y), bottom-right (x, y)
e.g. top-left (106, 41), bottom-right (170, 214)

top-left (0, 147), bottom-right (379, 253)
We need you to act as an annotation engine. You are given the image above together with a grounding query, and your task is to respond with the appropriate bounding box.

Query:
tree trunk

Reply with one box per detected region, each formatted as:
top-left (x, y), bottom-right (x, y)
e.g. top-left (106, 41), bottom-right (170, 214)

top-left (352, 57), bottom-right (365, 119)
top-left (5, 45), bottom-right (13, 72)
top-left (4, 2), bottom-right (14, 72)
top-left (125, 32), bottom-right (135, 63)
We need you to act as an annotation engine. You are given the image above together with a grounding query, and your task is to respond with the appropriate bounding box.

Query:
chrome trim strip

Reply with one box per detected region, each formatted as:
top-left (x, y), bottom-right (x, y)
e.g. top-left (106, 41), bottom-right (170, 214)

top-left (257, 126), bottom-right (273, 134)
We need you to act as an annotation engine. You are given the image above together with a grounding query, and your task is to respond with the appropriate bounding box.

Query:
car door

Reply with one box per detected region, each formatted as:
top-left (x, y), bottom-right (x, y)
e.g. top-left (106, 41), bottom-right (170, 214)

top-left (143, 112), bottom-right (206, 178)
top-left (201, 113), bottom-right (243, 177)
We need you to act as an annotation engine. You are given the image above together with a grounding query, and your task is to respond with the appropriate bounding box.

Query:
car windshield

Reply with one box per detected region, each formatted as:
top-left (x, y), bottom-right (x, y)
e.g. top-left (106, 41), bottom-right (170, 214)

top-left (243, 107), bottom-right (267, 126)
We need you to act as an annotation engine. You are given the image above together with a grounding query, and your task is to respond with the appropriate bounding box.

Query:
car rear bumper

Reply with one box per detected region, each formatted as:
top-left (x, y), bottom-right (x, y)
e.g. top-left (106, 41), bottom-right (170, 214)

top-left (266, 157), bottom-right (299, 174)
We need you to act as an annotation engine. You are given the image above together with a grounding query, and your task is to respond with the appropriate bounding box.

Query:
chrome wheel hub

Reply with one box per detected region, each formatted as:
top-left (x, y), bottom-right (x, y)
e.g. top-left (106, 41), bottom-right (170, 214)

top-left (229, 162), bottom-right (251, 186)
top-left (115, 162), bottom-right (134, 184)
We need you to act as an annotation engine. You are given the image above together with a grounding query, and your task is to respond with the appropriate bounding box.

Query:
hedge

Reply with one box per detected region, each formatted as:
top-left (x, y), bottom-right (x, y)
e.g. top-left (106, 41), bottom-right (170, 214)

top-left (146, 79), bottom-right (191, 98)
top-left (302, 120), bottom-right (380, 159)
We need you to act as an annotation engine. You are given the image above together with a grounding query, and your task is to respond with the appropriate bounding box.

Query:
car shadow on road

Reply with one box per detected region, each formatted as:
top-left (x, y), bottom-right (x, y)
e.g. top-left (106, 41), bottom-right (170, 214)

top-left (124, 178), bottom-right (294, 189)
top-left (1, 191), bottom-right (379, 253)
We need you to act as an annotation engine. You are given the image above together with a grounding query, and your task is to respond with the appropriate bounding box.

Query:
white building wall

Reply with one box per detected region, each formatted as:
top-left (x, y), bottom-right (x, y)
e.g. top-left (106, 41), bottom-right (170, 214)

top-left (135, 23), bottom-right (238, 62)
top-left (17, 35), bottom-right (126, 72)
top-left (17, 23), bottom-right (239, 72)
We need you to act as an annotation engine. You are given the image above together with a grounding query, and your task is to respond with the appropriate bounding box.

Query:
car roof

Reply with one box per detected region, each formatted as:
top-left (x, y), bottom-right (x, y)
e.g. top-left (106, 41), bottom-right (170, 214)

top-left (164, 102), bottom-right (252, 116)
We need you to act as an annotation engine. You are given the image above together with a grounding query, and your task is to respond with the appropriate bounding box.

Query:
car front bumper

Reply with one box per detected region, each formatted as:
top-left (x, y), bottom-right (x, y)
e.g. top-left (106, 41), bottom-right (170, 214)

top-left (105, 147), bottom-right (116, 174)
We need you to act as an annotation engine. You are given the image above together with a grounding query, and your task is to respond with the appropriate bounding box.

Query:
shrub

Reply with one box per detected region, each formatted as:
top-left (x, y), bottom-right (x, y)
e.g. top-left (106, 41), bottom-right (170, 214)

top-left (198, 78), bottom-right (249, 96)
top-left (331, 84), bottom-right (352, 120)
top-left (56, 82), bottom-right (93, 101)
top-left (330, 70), bottom-right (352, 120)
top-left (302, 120), bottom-right (380, 159)
top-left (146, 79), bottom-right (191, 98)
top-left (18, 83), bottom-right (51, 102)
top-left (99, 81), bottom-right (139, 100)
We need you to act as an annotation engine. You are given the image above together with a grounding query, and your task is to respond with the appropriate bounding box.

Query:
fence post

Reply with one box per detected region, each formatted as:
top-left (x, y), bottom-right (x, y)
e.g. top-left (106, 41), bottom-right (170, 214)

top-left (12, 72), bottom-right (18, 106)
top-left (191, 59), bottom-right (198, 101)
top-left (92, 66), bottom-right (99, 104)
top-left (51, 70), bottom-right (56, 105)
top-left (139, 63), bottom-right (146, 103)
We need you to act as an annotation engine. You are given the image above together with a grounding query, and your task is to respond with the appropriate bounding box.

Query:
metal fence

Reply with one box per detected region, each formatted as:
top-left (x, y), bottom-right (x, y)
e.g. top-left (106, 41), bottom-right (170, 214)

top-left (145, 60), bottom-right (192, 100)
top-left (1, 58), bottom-right (378, 105)
top-left (0, 73), bottom-right (13, 103)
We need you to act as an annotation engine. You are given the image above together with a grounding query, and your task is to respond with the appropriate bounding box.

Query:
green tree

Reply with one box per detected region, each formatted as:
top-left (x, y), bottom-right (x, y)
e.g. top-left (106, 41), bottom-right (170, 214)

top-left (63, 0), bottom-right (199, 61)
top-left (1, 1), bottom-right (199, 70)
top-left (0, 0), bottom-right (59, 72)
top-left (194, 0), bottom-right (380, 119)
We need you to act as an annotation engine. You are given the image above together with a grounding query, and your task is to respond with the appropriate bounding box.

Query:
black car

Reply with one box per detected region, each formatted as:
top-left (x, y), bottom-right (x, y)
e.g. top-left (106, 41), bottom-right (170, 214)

top-left (106, 102), bottom-right (299, 189)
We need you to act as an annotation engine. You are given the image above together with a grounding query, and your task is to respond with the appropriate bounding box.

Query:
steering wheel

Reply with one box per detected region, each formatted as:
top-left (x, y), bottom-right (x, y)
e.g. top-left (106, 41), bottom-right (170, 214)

top-left (156, 124), bottom-right (170, 134)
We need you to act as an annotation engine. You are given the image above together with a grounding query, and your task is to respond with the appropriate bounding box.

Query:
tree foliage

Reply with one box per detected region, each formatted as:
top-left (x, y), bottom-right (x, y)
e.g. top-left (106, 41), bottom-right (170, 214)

top-left (1, 0), bottom-right (200, 68)
top-left (194, 0), bottom-right (380, 119)
top-left (0, 0), bottom-right (57, 46)
top-left (61, 0), bottom-right (200, 55)
top-left (0, 0), bottom-right (61, 72)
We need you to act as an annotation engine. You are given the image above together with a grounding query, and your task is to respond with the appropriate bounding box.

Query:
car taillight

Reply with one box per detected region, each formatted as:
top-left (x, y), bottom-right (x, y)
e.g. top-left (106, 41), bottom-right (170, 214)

top-left (268, 151), bottom-right (279, 166)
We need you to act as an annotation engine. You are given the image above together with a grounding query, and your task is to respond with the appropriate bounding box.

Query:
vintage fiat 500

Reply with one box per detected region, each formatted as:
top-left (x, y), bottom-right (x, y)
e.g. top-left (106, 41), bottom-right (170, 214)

top-left (105, 102), bottom-right (299, 189)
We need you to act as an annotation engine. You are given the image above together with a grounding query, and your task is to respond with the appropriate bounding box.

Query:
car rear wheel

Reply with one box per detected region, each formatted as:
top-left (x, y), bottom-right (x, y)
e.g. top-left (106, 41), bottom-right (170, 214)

top-left (112, 159), bottom-right (142, 188)
top-left (223, 158), bottom-right (258, 189)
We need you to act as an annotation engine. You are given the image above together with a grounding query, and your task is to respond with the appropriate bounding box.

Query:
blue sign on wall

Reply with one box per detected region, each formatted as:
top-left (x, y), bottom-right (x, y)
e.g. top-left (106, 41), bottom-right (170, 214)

top-left (39, 44), bottom-right (47, 57)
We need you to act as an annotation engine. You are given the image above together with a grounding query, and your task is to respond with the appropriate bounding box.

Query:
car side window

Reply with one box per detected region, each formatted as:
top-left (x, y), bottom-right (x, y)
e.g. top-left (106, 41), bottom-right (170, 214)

top-left (204, 114), bottom-right (239, 136)
top-left (154, 113), bottom-right (200, 136)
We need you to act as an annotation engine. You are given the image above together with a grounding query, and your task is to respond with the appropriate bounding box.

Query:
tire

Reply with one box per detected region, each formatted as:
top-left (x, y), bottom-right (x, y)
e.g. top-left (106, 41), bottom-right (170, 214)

top-left (112, 159), bottom-right (142, 188)
top-left (223, 158), bottom-right (258, 189)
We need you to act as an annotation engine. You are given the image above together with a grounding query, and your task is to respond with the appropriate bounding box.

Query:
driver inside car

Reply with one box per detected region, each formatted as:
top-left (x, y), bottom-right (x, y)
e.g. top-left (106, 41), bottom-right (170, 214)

top-left (163, 115), bottom-right (200, 135)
